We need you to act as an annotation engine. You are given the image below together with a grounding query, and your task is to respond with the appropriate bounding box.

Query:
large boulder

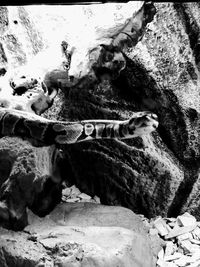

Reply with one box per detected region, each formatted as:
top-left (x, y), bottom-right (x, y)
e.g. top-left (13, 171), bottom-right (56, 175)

top-left (0, 203), bottom-right (162, 267)
top-left (58, 2), bottom-right (200, 220)
top-left (0, 137), bottom-right (63, 230)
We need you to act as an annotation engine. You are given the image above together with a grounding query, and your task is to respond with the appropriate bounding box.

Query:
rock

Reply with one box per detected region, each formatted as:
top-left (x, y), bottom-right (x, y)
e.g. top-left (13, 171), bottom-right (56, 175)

top-left (65, 198), bottom-right (79, 203)
top-left (173, 255), bottom-right (193, 266)
top-left (70, 185), bottom-right (82, 197)
top-left (79, 192), bottom-right (92, 201)
top-left (0, 0), bottom-right (199, 248)
top-left (165, 241), bottom-right (176, 257)
top-left (0, 1), bottom-right (160, 230)
top-left (177, 212), bottom-right (197, 227)
top-left (164, 252), bottom-right (183, 262)
top-left (93, 195), bottom-right (101, 204)
top-left (165, 224), bottom-right (197, 240)
top-left (0, 227), bottom-right (51, 267)
top-left (0, 137), bottom-right (63, 230)
top-left (59, 2), bottom-right (200, 221)
top-left (182, 172), bottom-right (200, 219)
top-left (64, 134), bottom-right (184, 219)
top-left (190, 239), bottom-right (200, 245)
top-left (27, 202), bottom-right (148, 234)
top-left (151, 213), bottom-right (200, 266)
top-left (31, 226), bottom-right (149, 267)
top-left (62, 187), bottom-right (72, 198)
top-left (177, 232), bottom-right (193, 242)
top-left (189, 261), bottom-right (200, 267)
top-left (153, 217), bottom-right (169, 236)
top-left (0, 203), bottom-right (160, 267)
top-left (149, 228), bottom-right (159, 236)
top-left (192, 227), bottom-right (200, 240)
top-left (122, 2), bottom-right (200, 218)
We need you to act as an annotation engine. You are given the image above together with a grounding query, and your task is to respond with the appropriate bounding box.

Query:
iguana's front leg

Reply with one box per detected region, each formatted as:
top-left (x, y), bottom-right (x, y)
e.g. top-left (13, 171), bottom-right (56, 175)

top-left (0, 108), bottom-right (158, 146)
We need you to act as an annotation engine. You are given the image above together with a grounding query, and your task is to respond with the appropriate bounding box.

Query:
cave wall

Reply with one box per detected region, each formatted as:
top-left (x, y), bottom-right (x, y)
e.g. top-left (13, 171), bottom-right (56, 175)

top-left (0, 3), bottom-right (200, 220)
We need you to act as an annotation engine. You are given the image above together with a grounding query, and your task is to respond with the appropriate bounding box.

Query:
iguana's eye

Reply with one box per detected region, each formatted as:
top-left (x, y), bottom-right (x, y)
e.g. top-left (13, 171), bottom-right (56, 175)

top-left (10, 81), bottom-right (16, 88)
top-left (63, 62), bottom-right (70, 70)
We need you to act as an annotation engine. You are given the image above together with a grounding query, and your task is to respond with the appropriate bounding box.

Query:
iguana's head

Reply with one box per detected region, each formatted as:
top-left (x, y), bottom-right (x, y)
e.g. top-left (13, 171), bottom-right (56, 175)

top-left (67, 44), bottom-right (126, 86)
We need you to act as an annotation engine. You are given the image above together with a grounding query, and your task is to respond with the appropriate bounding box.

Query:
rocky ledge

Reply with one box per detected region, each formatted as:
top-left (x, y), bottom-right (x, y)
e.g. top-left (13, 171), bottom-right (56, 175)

top-left (0, 203), bottom-right (162, 267)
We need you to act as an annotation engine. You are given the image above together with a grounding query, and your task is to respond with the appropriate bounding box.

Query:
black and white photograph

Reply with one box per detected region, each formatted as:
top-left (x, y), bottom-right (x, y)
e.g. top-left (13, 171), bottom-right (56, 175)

top-left (0, 1), bottom-right (200, 266)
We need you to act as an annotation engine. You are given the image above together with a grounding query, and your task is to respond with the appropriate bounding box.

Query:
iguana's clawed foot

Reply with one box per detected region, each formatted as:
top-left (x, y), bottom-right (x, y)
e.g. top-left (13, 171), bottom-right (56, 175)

top-left (127, 111), bottom-right (158, 137)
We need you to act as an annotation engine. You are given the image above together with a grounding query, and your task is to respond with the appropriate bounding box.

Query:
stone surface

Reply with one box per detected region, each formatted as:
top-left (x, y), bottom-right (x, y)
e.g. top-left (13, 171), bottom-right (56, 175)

top-left (2, 2), bottom-right (198, 265)
top-left (121, 2), bottom-right (200, 218)
top-left (0, 0), bottom-right (199, 233)
top-left (0, 203), bottom-right (161, 267)
top-left (0, 137), bottom-right (63, 230)
top-left (57, 2), bottom-right (200, 220)
top-left (151, 212), bottom-right (200, 267)
top-left (27, 202), bottom-right (148, 234)
top-left (0, 1), bottom-right (158, 227)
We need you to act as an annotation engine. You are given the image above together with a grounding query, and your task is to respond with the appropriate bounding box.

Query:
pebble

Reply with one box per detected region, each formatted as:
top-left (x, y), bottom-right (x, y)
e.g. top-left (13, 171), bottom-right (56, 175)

top-left (62, 184), bottom-right (100, 204)
top-left (154, 212), bottom-right (200, 267)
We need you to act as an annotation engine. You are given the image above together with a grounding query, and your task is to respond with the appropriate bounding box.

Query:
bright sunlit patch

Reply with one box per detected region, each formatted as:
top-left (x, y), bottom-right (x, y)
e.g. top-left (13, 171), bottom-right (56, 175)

top-left (5, 2), bottom-right (144, 81)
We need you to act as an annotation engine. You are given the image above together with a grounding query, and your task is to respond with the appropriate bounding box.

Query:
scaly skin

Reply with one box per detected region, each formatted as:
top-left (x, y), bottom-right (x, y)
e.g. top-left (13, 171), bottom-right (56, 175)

top-left (0, 108), bottom-right (158, 146)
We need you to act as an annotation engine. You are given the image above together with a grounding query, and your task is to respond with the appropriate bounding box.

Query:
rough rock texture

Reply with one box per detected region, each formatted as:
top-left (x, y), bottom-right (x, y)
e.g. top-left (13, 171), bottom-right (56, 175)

top-left (123, 2), bottom-right (200, 218)
top-left (0, 1), bottom-right (200, 229)
top-left (0, 203), bottom-right (162, 267)
top-left (0, 3), bottom-right (163, 265)
top-left (0, 137), bottom-right (63, 230)
top-left (59, 2), bottom-right (200, 220)
top-left (0, 1), bottom-right (156, 228)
